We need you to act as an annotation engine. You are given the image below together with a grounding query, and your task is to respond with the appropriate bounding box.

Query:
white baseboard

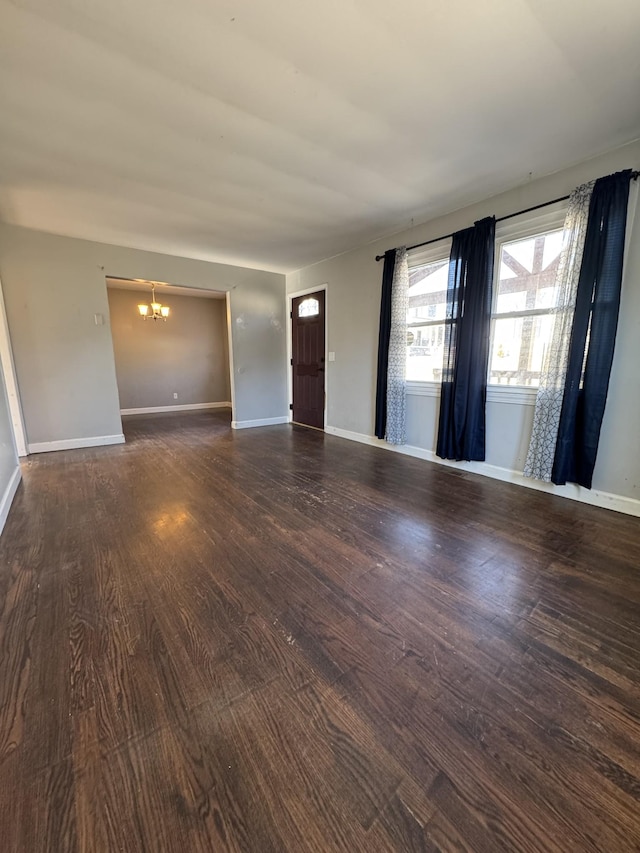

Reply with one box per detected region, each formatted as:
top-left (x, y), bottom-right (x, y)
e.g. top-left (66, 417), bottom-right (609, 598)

top-left (325, 425), bottom-right (640, 518)
top-left (120, 402), bottom-right (232, 415)
top-left (231, 416), bottom-right (289, 430)
top-left (0, 466), bottom-right (21, 536)
top-left (28, 434), bottom-right (126, 454)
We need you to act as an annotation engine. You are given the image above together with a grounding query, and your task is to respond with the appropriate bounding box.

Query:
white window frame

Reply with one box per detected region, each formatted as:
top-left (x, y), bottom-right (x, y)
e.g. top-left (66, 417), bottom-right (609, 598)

top-left (405, 201), bottom-right (568, 406)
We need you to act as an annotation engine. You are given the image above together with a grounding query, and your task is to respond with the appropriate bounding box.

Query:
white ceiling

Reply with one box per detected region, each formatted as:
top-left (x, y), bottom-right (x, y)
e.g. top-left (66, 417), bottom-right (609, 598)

top-left (1, 0), bottom-right (640, 273)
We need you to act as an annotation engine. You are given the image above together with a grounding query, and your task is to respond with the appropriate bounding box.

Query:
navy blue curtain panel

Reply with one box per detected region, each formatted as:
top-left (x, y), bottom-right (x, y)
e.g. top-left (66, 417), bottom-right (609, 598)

top-left (436, 217), bottom-right (495, 461)
top-left (374, 249), bottom-right (397, 439)
top-left (552, 170), bottom-right (632, 488)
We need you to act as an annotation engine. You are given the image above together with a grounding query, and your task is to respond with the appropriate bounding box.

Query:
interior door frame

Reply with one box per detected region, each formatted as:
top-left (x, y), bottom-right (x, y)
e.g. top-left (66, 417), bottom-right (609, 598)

top-left (287, 284), bottom-right (328, 427)
top-left (0, 275), bottom-right (27, 456)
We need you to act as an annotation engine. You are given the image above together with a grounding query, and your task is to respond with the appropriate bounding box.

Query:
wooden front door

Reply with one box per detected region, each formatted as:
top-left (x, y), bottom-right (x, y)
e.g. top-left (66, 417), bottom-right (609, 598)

top-left (291, 290), bottom-right (325, 429)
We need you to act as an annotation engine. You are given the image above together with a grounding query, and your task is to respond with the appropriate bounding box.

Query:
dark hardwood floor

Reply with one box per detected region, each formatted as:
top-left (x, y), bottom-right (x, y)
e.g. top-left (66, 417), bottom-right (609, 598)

top-left (0, 409), bottom-right (639, 852)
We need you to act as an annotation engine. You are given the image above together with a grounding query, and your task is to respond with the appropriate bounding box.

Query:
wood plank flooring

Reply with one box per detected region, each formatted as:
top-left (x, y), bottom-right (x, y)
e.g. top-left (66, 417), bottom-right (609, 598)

top-left (0, 409), bottom-right (639, 852)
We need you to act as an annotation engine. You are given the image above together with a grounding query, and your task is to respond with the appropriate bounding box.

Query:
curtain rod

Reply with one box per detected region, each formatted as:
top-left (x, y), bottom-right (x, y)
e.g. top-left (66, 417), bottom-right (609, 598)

top-left (374, 170), bottom-right (639, 262)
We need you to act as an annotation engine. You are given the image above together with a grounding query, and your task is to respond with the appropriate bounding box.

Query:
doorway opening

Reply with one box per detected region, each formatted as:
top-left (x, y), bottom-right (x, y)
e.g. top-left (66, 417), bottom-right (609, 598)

top-left (105, 278), bottom-right (233, 429)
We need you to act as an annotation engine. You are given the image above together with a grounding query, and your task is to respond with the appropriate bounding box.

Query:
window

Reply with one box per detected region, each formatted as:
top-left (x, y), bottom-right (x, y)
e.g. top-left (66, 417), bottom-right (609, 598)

top-left (406, 256), bottom-right (449, 382)
top-left (298, 297), bottom-right (319, 317)
top-left (404, 207), bottom-right (566, 391)
top-left (489, 228), bottom-right (564, 387)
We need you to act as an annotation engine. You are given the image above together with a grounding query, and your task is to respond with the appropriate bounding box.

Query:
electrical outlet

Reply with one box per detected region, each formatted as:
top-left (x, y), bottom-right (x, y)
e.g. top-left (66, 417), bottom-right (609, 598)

top-left (173, 392), bottom-right (178, 399)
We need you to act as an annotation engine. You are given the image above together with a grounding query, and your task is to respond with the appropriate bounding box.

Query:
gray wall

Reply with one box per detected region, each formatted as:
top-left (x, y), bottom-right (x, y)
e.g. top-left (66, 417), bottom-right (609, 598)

top-left (107, 288), bottom-right (230, 410)
top-left (287, 139), bottom-right (640, 502)
top-left (228, 280), bottom-right (288, 425)
top-left (0, 226), bottom-right (287, 446)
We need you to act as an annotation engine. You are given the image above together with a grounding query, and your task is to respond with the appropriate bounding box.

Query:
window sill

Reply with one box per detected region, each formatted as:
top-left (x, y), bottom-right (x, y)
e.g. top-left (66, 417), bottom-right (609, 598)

top-left (405, 381), bottom-right (439, 398)
top-left (487, 385), bottom-right (537, 406)
top-left (406, 381), bottom-right (537, 406)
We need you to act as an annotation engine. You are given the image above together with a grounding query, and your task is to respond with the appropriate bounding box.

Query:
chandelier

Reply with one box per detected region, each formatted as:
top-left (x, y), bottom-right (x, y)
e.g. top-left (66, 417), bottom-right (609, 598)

top-left (137, 282), bottom-right (170, 321)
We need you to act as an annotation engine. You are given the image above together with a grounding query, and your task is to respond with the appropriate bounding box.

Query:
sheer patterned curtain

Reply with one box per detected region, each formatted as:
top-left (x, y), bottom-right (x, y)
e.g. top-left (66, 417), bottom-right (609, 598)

top-left (523, 181), bottom-right (594, 481)
top-left (385, 247), bottom-right (409, 444)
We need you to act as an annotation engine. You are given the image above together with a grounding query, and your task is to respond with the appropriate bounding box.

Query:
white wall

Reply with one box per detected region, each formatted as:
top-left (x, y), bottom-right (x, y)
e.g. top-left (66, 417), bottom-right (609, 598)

top-left (107, 288), bottom-right (231, 410)
top-left (0, 226), bottom-right (287, 448)
top-left (287, 140), bottom-right (640, 508)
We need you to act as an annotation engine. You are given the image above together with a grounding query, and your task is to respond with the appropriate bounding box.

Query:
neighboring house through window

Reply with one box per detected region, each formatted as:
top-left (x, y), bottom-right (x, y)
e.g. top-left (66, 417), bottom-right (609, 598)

top-left (490, 227), bottom-right (563, 387)
top-left (406, 242), bottom-right (450, 382)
